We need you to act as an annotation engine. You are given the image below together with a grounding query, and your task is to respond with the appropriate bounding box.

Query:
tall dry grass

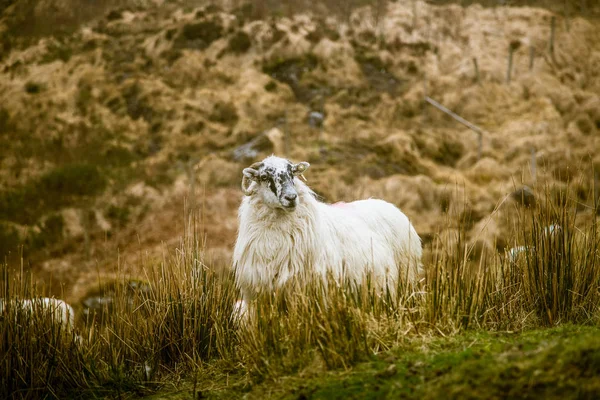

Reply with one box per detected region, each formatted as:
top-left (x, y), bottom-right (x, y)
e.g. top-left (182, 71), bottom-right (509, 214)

top-left (1, 222), bottom-right (240, 398)
top-left (1, 182), bottom-right (599, 397)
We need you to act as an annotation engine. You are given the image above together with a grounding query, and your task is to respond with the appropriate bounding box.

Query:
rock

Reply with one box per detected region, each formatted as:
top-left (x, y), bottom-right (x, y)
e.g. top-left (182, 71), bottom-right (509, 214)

top-left (80, 279), bottom-right (152, 322)
top-left (232, 127), bottom-right (284, 162)
top-left (308, 111), bottom-right (324, 128)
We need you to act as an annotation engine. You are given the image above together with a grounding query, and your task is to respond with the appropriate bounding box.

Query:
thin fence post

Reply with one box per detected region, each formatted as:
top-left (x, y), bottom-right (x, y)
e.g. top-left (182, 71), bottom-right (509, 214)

top-left (564, 0), bottom-right (570, 32)
top-left (412, 0), bottom-right (417, 30)
top-left (472, 57), bottom-right (480, 84)
top-left (549, 16), bottom-right (556, 57)
top-left (422, 74), bottom-right (429, 123)
top-left (506, 46), bottom-right (514, 84)
top-left (507, 41), bottom-right (519, 84)
top-left (529, 46), bottom-right (535, 71)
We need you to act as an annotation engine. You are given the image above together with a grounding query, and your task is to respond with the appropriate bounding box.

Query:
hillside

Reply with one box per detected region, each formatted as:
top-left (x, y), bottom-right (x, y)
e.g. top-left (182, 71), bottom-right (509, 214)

top-left (1, 0), bottom-right (599, 308)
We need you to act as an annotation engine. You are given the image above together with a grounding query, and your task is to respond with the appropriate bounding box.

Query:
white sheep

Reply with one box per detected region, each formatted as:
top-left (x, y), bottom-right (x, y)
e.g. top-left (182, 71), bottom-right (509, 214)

top-left (232, 155), bottom-right (422, 305)
top-left (0, 297), bottom-right (75, 331)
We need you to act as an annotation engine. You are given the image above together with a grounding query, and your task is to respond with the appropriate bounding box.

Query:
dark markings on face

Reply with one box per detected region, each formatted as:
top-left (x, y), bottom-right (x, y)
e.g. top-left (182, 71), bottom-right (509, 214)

top-left (261, 163), bottom-right (294, 197)
top-left (267, 175), bottom-right (277, 194)
top-left (260, 167), bottom-right (278, 196)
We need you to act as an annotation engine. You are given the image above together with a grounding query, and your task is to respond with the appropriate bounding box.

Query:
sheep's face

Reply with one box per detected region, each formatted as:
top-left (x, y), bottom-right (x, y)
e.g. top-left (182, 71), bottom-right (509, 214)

top-left (242, 156), bottom-right (309, 211)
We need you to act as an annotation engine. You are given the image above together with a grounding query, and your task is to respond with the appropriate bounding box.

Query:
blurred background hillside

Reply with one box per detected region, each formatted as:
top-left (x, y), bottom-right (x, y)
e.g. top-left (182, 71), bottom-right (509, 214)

top-left (1, 0), bottom-right (599, 308)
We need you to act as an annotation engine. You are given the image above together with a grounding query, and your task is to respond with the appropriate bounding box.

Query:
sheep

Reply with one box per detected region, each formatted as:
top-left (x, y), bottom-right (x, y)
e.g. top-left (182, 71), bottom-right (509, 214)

top-left (505, 224), bottom-right (563, 264)
top-left (232, 155), bottom-right (423, 306)
top-left (0, 297), bottom-right (75, 331)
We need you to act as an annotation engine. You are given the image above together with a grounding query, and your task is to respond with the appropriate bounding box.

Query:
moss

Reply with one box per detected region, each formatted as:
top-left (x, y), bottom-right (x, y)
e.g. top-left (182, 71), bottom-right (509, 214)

top-left (76, 84), bottom-right (93, 115)
top-left (575, 114), bottom-right (595, 135)
top-left (0, 107), bottom-right (13, 133)
top-left (106, 204), bottom-right (130, 228)
top-left (165, 28), bottom-right (177, 41)
top-left (414, 136), bottom-right (464, 167)
top-left (264, 81), bottom-right (278, 92)
top-left (357, 29), bottom-right (377, 44)
top-left (182, 120), bottom-right (205, 136)
top-left (0, 164), bottom-right (106, 225)
top-left (177, 20), bottom-right (223, 50)
top-left (123, 82), bottom-right (154, 122)
top-left (106, 96), bottom-right (125, 114)
top-left (262, 54), bottom-right (322, 103)
top-left (330, 86), bottom-right (373, 109)
top-left (263, 54), bottom-right (319, 83)
top-left (26, 213), bottom-right (65, 252)
top-left (306, 24), bottom-right (340, 43)
top-left (160, 48), bottom-right (182, 64)
top-left (24, 81), bottom-right (43, 94)
top-left (40, 164), bottom-right (106, 197)
top-left (0, 222), bottom-right (20, 257)
top-left (320, 138), bottom-right (427, 182)
top-left (103, 145), bottom-right (137, 167)
top-left (355, 54), bottom-right (403, 95)
top-left (226, 31), bottom-right (251, 54)
top-left (40, 41), bottom-right (72, 64)
top-left (209, 101), bottom-right (238, 124)
top-left (106, 9), bottom-right (122, 21)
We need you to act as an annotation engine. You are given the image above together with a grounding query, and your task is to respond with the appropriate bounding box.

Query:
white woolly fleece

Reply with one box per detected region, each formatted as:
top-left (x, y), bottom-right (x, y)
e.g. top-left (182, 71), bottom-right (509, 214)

top-left (233, 175), bottom-right (422, 301)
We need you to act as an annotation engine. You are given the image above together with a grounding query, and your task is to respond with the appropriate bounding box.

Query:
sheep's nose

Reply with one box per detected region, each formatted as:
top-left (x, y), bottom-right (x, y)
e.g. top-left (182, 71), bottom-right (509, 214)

top-left (284, 193), bottom-right (297, 201)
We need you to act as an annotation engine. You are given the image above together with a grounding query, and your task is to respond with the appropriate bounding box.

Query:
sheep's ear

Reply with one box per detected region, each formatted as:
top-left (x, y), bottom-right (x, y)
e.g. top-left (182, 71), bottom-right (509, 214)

top-left (292, 162), bottom-right (310, 176)
top-left (242, 168), bottom-right (260, 181)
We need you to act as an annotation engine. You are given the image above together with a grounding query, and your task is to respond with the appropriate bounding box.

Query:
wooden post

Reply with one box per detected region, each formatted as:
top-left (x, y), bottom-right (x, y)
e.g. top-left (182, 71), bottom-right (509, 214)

top-left (549, 16), bottom-right (556, 57)
top-left (529, 46), bottom-right (535, 71)
top-left (564, 0), bottom-right (570, 32)
top-left (422, 74), bottom-right (429, 122)
top-left (472, 57), bottom-right (480, 84)
top-left (506, 40), bottom-right (523, 84)
top-left (412, 0), bottom-right (417, 30)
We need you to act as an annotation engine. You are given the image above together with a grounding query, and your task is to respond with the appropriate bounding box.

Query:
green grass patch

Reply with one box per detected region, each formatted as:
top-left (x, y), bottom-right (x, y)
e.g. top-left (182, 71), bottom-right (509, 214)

top-left (144, 325), bottom-right (600, 400)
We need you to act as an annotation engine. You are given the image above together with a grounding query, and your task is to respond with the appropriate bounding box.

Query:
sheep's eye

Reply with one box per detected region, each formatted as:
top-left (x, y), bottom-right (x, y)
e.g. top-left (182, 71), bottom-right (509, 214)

top-left (259, 174), bottom-right (269, 182)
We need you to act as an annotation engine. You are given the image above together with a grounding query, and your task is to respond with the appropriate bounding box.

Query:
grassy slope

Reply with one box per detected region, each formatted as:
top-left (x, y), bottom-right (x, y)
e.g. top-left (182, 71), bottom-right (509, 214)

top-left (148, 324), bottom-right (600, 400)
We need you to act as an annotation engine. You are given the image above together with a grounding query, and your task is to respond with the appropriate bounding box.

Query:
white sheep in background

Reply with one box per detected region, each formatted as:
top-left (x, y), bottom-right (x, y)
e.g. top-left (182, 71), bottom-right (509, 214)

top-left (505, 224), bottom-right (563, 264)
top-left (232, 155), bottom-right (422, 306)
top-left (0, 297), bottom-right (75, 331)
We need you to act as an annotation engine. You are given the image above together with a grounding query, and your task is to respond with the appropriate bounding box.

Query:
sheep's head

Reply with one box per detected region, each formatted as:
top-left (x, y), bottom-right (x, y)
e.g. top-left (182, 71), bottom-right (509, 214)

top-left (241, 156), bottom-right (309, 211)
